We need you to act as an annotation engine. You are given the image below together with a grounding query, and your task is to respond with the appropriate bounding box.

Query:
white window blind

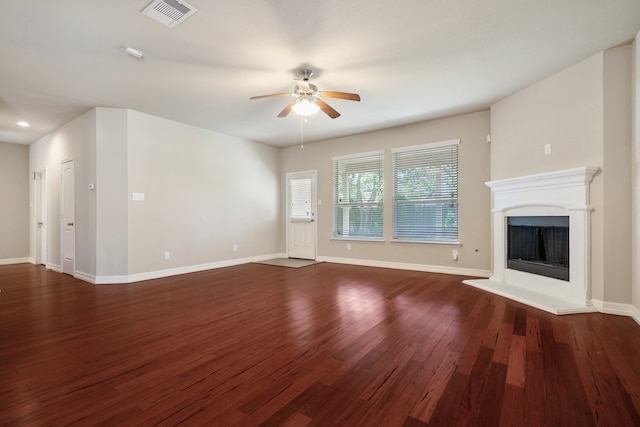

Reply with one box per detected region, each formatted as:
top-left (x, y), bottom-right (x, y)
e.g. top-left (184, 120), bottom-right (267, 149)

top-left (333, 151), bottom-right (384, 239)
top-left (289, 177), bottom-right (312, 220)
top-left (392, 140), bottom-right (459, 242)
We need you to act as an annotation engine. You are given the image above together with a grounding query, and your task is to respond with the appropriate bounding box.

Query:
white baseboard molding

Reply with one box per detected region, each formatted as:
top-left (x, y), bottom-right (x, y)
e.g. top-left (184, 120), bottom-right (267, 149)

top-left (317, 256), bottom-right (491, 278)
top-left (632, 305), bottom-right (640, 326)
top-left (74, 271), bottom-right (97, 284)
top-left (92, 253), bottom-right (286, 285)
top-left (0, 257), bottom-right (32, 265)
top-left (591, 298), bottom-right (638, 318)
top-left (46, 263), bottom-right (62, 273)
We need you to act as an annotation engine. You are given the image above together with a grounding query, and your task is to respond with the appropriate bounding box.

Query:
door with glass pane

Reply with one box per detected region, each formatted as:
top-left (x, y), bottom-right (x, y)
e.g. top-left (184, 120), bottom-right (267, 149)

top-left (287, 170), bottom-right (317, 260)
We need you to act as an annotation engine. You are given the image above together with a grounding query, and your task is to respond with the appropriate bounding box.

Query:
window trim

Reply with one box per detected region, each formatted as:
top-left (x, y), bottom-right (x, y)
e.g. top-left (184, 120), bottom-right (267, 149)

top-left (391, 139), bottom-right (460, 244)
top-left (332, 150), bottom-right (384, 240)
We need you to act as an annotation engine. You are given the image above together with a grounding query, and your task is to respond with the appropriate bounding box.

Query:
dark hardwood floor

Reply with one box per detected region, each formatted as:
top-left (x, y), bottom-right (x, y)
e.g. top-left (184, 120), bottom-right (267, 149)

top-left (1, 262), bottom-right (639, 426)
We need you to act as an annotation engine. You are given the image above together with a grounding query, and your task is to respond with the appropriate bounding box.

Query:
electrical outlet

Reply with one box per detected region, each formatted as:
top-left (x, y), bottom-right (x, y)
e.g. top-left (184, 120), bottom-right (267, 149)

top-left (233, 244), bottom-right (238, 252)
top-left (544, 143), bottom-right (552, 155)
top-left (164, 251), bottom-right (170, 259)
top-left (452, 249), bottom-right (459, 261)
top-left (347, 243), bottom-right (351, 250)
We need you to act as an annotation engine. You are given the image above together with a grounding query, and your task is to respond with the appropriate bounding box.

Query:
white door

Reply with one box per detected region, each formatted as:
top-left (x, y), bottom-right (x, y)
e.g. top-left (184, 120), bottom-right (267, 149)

top-left (61, 159), bottom-right (75, 275)
top-left (287, 171), bottom-right (317, 260)
top-left (35, 170), bottom-right (47, 265)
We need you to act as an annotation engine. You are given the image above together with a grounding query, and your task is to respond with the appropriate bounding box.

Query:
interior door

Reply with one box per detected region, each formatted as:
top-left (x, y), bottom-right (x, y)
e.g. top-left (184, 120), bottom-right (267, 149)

top-left (35, 170), bottom-right (47, 265)
top-left (61, 159), bottom-right (75, 275)
top-left (287, 171), bottom-right (317, 260)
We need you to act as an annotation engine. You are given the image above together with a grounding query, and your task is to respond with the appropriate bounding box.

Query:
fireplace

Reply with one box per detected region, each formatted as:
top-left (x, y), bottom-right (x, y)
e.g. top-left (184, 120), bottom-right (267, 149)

top-left (463, 166), bottom-right (599, 314)
top-left (507, 216), bottom-right (569, 281)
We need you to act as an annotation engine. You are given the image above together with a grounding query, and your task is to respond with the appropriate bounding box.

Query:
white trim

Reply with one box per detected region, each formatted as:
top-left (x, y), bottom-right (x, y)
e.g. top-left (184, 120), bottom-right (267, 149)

top-left (463, 278), bottom-right (598, 315)
top-left (0, 257), bottom-right (32, 265)
top-left (330, 237), bottom-right (385, 243)
top-left (486, 166), bottom-right (600, 312)
top-left (632, 305), bottom-right (640, 326)
top-left (92, 253), bottom-right (286, 285)
top-left (590, 299), bottom-right (637, 317)
top-left (486, 166), bottom-right (600, 194)
top-left (317, 255), bottom-right (490, 278)
top-left (391, 138), bottom-right (460, 153)
top-left (390, 239), bottom-right (461, 246)
top-left (74, 271), bottom-right (96, 284)
top-left (332, 150), bottom-right (384, 161)
top-left (45, 263), bottom-right (62, 273)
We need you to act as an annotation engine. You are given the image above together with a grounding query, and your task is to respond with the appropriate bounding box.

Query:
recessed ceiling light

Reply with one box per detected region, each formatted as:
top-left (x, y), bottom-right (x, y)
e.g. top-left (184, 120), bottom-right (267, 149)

top-left (17, 121), bottom-right (30, 127)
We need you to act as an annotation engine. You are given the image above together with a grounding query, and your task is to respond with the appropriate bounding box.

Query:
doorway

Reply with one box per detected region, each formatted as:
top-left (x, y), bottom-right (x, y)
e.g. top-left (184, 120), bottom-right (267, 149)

top-left (286, 170), bottom-right (317, 260)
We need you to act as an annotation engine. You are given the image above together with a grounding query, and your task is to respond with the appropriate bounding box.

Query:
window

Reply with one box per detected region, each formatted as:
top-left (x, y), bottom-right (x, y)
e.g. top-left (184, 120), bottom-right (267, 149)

top-left (289, 176), bottom-right (312, 220)
top-left (333, 151), bottom-right (384, 239)
top-left (392, 140), bottom-right (459, 242)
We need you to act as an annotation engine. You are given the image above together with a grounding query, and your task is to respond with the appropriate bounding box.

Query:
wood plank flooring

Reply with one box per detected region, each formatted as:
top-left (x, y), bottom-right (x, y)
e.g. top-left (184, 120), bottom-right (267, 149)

top-left (1, 262), bottom-right (639, 426)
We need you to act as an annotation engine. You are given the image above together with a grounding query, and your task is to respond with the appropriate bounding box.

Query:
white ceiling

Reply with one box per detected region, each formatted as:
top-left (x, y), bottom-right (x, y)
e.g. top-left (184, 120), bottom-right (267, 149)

top-left (1, 0), bottom-right (639, 148)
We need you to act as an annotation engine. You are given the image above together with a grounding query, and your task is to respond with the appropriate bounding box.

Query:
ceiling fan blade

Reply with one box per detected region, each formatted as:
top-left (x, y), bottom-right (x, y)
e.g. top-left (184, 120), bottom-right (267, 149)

top-left (249, 93), bottom-right (292, 100)
top-left (320, 91), bottom-right (361, 101)
top-left (277, 100), bottom-right (297, 117)
top-left (315, 99), bottom-right (341, 119)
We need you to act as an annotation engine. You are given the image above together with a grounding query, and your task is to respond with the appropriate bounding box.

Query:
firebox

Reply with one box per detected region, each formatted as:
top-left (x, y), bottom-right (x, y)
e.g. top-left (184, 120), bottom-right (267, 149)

top-left (507, 216), bottom-right (570, 281)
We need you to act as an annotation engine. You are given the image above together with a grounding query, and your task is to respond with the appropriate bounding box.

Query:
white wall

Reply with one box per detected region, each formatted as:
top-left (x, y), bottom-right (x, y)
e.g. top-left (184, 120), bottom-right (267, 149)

top-left (603, 45), bottom-right (632, 304)
top-left (280, 110), bottom-right (491, 275)
top-left (96, 108), bottom-right (129, 277)
top-left (28, 107), bottom-right (282, 282)
top-left (491, 45), bottom-right (633, 307)
top-left (126, 110), bottom-right (282, 276)
top-left (633, 31), bottom-right (640, 320)
top-left (29, 109), bottom-right (97, 274)
top-left (0, 142), bottom-right (29, 262)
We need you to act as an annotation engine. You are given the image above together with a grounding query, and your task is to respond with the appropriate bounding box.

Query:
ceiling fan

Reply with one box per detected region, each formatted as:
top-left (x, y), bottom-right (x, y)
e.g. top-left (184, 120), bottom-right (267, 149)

top-left (250, 69), bottom-right (360, 119)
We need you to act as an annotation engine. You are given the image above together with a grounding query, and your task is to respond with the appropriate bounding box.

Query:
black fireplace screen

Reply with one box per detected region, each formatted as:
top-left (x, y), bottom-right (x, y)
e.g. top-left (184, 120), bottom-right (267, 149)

top-left (507, 216), bottom-right (570, 281)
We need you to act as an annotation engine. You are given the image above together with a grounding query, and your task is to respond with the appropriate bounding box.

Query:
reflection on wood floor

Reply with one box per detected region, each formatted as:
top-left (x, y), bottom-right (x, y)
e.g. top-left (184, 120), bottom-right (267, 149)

top-left (1, 262), bottom-right (639, 426)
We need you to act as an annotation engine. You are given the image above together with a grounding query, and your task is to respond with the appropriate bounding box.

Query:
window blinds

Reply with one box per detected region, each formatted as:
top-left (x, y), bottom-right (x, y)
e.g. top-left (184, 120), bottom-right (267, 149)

top-left (289, 177), bottom-right (312, 220)
top-left (333, 151), bottom-right (384, 239)
top-left (392, 140), bottom-right (459, 242)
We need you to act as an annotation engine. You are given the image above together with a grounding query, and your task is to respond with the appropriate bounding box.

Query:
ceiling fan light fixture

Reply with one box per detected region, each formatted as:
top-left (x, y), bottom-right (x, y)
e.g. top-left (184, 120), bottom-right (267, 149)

top-left (292, 99), bottom-right (319, 116)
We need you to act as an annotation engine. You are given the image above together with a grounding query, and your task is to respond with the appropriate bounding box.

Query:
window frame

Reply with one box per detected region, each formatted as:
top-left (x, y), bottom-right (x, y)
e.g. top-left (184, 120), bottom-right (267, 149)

top-left (332, 150), bottom-right (385, 241)
top-left (391, 139), bottom-right (460, 244)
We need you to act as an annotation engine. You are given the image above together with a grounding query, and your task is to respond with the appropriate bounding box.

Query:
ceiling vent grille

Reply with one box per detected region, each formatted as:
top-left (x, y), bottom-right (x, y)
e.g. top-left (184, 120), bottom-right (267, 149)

top-left (141, 0), bottom-right (198, 28)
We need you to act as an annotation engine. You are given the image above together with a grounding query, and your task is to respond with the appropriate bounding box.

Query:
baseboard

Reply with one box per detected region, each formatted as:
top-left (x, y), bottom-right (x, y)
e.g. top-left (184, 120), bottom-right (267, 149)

top-left (74, 271), bottom-right (97, 284)
top-left (46, 263), bottom-right (62, 273)
top-left (316, 256), bottom-right (491, 278)
top-left (0, 257), bottom-right (32, 265)
top-left (631, 305), bottom-right (640, 326)
top-left (591, 299), bottom-right (636, 317)
top-left (92, 253), bottom-right (286, 285)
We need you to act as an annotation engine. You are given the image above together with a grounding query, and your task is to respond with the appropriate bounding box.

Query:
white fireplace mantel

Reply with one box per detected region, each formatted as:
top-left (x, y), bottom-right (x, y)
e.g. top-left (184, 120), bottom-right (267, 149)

top-left (464, 166), bottom-right (600, 315)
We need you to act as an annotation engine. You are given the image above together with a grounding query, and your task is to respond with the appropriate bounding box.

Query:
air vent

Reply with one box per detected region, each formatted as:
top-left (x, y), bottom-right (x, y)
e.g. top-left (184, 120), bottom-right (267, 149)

top-left (141, 0), bottom-right (198, 29)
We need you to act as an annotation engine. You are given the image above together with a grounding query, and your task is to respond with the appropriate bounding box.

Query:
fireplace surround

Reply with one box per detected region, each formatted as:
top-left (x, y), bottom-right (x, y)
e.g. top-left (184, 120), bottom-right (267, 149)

top-left (464, 166), bottom-right (600, 314)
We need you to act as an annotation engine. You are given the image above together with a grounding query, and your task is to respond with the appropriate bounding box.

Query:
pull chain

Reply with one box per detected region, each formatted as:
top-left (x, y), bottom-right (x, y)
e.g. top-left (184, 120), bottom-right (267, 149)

top-left (300, 115), bottom-right (306, 149)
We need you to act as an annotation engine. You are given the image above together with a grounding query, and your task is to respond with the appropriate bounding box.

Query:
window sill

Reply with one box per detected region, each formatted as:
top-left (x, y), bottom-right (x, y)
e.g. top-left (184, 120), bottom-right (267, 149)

top-left (390, 239), bottom-right (460, 246)
top-left (331, 237), bottom-right (386, 243)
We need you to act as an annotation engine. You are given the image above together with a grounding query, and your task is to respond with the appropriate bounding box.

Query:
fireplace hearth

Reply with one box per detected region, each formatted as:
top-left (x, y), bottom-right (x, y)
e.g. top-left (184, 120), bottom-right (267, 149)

top-left (463, 166), bottom-right (599, 315)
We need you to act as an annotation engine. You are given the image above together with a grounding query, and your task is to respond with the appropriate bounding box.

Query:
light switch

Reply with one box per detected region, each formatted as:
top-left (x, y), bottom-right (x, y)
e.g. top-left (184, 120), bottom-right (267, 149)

top-left (132, 192), bottom-right (145, 201)
top-left (544, 144), bottom-right (552, 155)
